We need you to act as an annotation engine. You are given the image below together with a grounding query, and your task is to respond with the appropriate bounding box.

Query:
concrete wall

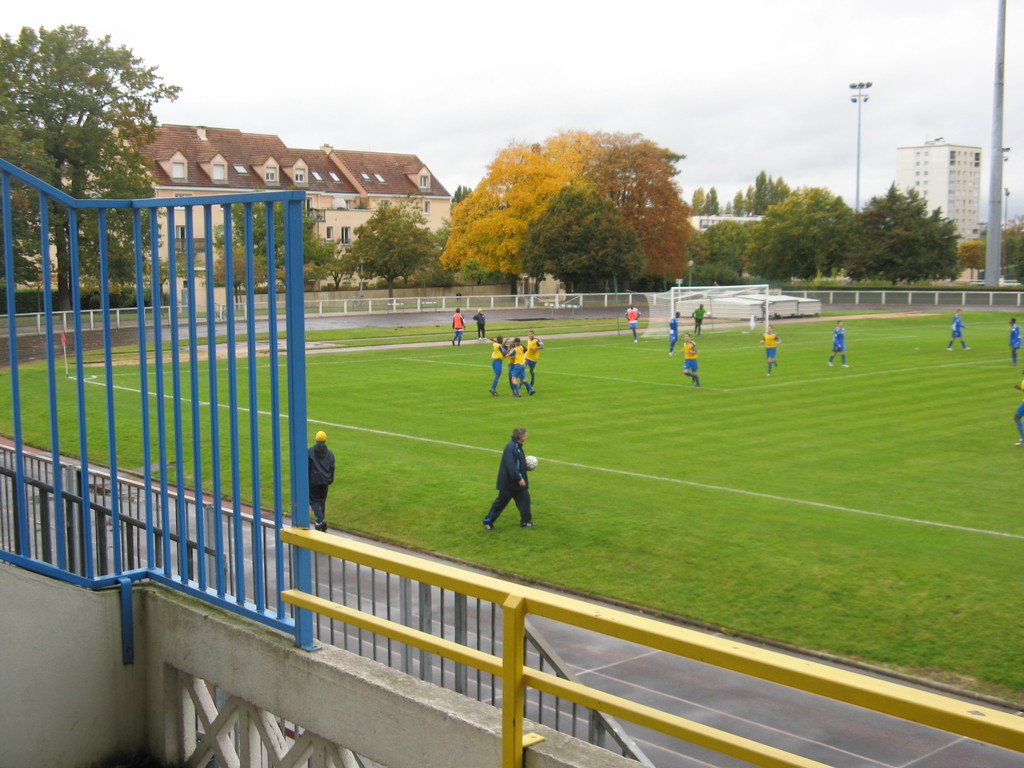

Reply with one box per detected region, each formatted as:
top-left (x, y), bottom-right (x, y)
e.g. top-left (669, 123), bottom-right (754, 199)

top-left (0, 563), bottom-right (633, 768)
top-left (0, 564), bottom-right (147, 768)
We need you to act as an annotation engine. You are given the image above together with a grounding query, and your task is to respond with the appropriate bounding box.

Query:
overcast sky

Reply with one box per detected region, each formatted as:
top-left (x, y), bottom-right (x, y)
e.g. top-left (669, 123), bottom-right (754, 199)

top-left (5, 0), bottom-right (1021, 221)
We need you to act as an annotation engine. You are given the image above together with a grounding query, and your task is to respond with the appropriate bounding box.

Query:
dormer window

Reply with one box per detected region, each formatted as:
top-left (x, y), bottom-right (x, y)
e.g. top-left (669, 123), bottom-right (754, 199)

top-left (266, 166), bottom-right (278, 183)
top-left (171, 161), bottom-right (186, 180)
top-left (212, 163), bottom-right (227, 182)
top-left (294, 168), bottom-right (306, 184)
top-left (420, 174), bottom-right (430, 189)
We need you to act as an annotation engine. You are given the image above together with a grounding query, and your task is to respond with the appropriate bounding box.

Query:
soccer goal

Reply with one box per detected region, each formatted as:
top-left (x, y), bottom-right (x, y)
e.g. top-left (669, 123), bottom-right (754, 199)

top-left (641, 284), bottom-right (771, 339)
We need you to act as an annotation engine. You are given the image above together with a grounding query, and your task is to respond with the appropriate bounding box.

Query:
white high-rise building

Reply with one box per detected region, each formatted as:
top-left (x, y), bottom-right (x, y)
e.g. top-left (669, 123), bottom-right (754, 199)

top-left (895, 138), bottom-right (981, 240)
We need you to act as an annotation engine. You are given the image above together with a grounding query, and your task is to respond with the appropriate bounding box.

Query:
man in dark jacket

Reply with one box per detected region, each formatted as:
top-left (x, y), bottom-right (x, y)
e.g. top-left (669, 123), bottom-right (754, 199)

top-left (482, 426), bottom-right (534, 529)
top-left (472, 309), bottom-right (487, 338)
top-left (308, 430), bottom-right (336, 532)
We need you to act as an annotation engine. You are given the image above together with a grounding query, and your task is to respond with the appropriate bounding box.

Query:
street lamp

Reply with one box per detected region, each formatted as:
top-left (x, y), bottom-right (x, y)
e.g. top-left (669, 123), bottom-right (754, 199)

top-left (849, 82), bottom-right (872, 212)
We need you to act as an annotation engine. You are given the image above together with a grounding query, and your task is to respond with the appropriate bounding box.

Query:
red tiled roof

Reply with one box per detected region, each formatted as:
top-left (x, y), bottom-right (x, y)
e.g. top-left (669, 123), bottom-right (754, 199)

top-left (330, 149), bottom-right (450, 198)
top-left (142, 125), bottom-right (448, 199)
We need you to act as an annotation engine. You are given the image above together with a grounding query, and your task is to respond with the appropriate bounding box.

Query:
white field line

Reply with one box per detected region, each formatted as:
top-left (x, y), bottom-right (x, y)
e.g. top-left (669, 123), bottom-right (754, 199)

top-left (83, 376), bottom-right (1024, 541)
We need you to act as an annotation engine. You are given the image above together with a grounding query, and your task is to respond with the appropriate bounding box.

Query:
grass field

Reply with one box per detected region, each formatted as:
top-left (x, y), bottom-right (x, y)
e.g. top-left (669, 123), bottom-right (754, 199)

top-left (6, 309), bottom-right (1024, 702)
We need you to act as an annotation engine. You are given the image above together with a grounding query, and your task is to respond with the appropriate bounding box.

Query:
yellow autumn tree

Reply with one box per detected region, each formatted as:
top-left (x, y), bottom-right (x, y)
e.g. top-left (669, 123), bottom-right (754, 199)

top-left (442, 131), bottom-right (597, 289)
top-left (443, 130), bottom-right (692, 289)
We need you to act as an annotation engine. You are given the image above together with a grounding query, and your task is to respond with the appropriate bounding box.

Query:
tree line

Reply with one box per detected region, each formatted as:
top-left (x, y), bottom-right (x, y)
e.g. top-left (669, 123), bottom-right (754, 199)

top-left (3, 24), bottom-right (1021, 302)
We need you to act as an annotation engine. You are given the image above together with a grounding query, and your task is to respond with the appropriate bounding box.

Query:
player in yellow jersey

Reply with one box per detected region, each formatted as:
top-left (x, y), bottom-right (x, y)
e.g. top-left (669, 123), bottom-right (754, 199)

top-left (486, 336), bottom-right (508, 396)
top-left (759, 325), bottom-right (780, 376)
top-left (507, 338), bottom-right (535, 397)
top-left (525, 330), bottom-right (544, 387)
top-left (681, 333), bottom-right (700, 387)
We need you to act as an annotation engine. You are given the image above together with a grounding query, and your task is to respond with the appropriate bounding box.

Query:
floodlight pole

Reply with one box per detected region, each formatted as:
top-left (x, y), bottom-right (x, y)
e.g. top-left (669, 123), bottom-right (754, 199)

top-left (849, 82), bottom-right (872, 212)
top-left (984, 0), bottom-right (1007, 287)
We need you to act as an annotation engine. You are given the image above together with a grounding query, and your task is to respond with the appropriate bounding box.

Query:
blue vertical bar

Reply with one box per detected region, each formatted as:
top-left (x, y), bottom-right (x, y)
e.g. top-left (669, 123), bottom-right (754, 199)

top-left (265, 201), bottom-right (286, 618)
top-left (165, 210), bottom-right (188, 583)
top-left (97, 209), bottom-right (124, 575)
top-left (67, 207), bottom-right (95, 579)
top-left (40, 193), bottom-right (68, 569)
top-left (152, 210), bottom-right (171, 575)
top-left (284, 194), bottom-right (314, 649)
top-left (0, 171), bottom-right (29, 557)
top-left (184, 208), bottom-right (206, 589)
top-left (132, 208), bottom-right (155, 569)
top-left (244, 204), bottom-right (266, 614)
top-left (223, 205), bottom-right (246, 602)
top-left (203, 205), bottom-right (226, 597)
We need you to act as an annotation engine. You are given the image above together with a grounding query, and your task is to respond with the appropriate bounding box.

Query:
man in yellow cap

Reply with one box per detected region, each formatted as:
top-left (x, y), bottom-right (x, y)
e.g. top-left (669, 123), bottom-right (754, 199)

top-left (308, 430), bottom-right (336, 532)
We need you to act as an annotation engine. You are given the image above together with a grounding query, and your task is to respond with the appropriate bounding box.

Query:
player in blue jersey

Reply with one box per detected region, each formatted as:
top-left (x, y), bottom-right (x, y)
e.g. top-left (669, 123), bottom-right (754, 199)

top-left (1014, 369), bottom-right (1024, 446)
top-left (1010, 318), bottom-right (1021, 365)
top-left (828, 320), bottom-right (848, 367)
top-left (668, 312), bottom-right (680, 355)
top-left (681, 333), bottom-right (700, 387)
top-left (946, 309), bottom-right (969, 351)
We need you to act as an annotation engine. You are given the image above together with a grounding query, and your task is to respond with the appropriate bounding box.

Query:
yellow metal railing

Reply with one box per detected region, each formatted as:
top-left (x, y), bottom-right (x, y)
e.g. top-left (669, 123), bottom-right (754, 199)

top-left (281, 528), bottom-right (1024, 768)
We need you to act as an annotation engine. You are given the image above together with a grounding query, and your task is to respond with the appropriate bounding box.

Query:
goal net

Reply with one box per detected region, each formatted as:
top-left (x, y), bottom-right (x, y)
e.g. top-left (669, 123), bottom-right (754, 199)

top-left (641, 284), bottom-right (771, 339)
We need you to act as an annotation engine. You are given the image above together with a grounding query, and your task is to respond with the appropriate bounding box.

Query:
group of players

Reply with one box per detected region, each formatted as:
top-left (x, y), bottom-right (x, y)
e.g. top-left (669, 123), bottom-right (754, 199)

top-left (484, 331), bottom-right (544, 397)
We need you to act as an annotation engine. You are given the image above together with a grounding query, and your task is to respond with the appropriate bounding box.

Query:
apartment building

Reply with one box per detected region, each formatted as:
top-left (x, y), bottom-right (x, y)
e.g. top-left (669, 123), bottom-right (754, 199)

top-left (142, 124), bottom-right (451, 292)
top-left (895, 138), bottom-right (981, 240)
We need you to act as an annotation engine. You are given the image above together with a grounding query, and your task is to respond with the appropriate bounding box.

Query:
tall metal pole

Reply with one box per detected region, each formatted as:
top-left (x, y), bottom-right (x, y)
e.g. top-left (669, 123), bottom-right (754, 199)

top-left (850, 82), bottom-right (872, 212)
top-left (984, 0), bottom-right (1007, 286)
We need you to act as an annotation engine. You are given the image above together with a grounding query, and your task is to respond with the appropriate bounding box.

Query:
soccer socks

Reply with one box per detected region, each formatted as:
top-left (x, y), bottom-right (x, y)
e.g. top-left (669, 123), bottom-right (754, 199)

top-left (491, 374), bottom-right (501, 391)
top-left (841, 354), bottom-right (846, 365)
top-left (693, 375), bottom-right (700, 387)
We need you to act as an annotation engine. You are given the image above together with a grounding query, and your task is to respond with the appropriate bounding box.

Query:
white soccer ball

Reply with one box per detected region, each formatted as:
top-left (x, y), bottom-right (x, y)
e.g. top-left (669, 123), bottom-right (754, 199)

top-left (524, 455), bottom-right (539, 471)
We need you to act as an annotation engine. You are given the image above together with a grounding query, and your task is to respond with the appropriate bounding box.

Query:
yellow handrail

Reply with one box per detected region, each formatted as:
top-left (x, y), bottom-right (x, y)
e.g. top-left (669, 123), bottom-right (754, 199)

top-left (281, 528), bottom-right (1024, 767)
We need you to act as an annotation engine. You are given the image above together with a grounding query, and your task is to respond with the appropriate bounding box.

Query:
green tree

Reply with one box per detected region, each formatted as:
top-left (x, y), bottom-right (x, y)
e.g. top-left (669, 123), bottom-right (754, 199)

top-left (705, 187), bottom-right (720, 215)
top-left (846, 185), bottom-right (959, 284)
top-left (743, 171), bottom-right (792, 215)
top-left (690, 220), bottom-right (752, 283)
top-left (731, 190), bottom-right (746, 216)
top-left (346, 201), bottom-right (437, 297)
top-left (520, 186), bottom-right (643, 291)
top-left (691, 188), bottom-right (707, 216)
top-left (0, 25), bottom-right (180, 309)
top-left (747, 188), bottom-right (855, 281)
top-left (451, 185), bottom-right (472, 204)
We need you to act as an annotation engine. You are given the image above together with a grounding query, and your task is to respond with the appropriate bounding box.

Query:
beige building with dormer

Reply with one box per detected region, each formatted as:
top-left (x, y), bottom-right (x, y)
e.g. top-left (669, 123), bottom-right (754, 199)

top-left (141, 124), bottom-right (451, 303)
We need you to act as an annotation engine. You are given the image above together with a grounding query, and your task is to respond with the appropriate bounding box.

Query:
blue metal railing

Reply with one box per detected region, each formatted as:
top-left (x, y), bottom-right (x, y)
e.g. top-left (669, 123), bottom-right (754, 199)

top-left (0, 158), bottom-right (312, 642)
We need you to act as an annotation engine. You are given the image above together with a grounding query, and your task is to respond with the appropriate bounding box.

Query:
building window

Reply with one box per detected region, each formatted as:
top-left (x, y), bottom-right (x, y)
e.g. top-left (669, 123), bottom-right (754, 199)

top-left (295, 168), bottom-right (306, 183)
top-left (171, 161), bottom-right (186, 180)
top-left (234, 164), bottom-right (248, 174)
top-left (266, 166), bottom-right (278, 183)
top-left (325, 226), bottom-right (334, 240)
top-left (423, 200), bottom-right (431, 215)
top-left (329, 172), bottom-right (340, 181)
top-left (340, 227), bottom-right (351, 245)
top-left (374, 173), bottom-right (386, 183)
top-left (312, 170), bottom-right (323, 181)
top-left (361, 172), bottom-right (371, 181)
top-left (420, 174), bottom-right (430, 189)
top-left (212, 163), bottom-right (226, 182)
